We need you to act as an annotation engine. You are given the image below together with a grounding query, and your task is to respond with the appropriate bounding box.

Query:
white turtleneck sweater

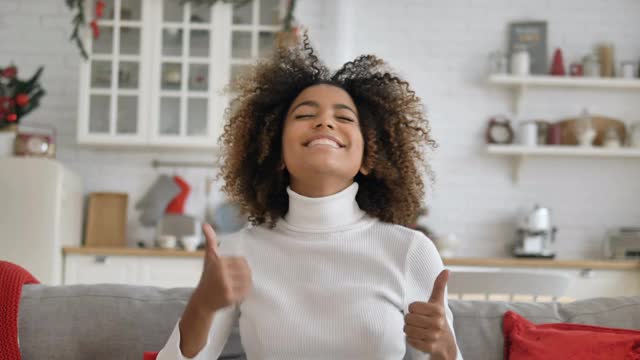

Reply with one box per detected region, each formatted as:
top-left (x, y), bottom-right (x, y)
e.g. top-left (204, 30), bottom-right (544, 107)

top-left (157, 182), bottom-right (462, 360)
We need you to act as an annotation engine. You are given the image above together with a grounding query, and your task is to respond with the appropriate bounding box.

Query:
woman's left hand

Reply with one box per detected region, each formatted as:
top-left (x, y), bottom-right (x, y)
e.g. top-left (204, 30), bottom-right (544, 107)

top-left (404, 269), bottom-right (457, 360)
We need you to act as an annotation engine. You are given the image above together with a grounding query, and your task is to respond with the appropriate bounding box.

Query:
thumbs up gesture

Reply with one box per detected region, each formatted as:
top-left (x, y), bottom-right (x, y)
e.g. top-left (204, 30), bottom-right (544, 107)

top-left (191, 223), bottom-right (253, 314)
top-left (404, 269), bottom-right (457, 360)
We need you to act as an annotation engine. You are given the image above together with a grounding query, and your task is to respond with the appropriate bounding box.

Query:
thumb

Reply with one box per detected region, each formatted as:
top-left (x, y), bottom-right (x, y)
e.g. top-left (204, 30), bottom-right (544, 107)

top-left (428, 269), bottom-right (450, 304)
top-left (202, 223), bottom-right (219, 258)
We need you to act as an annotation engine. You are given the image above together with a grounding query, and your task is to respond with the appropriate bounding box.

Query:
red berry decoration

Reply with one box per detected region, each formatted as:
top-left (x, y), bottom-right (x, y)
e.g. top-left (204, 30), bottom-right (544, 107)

top-left (0, 97), bottom-right (10, 112)
top-left (7, 113), bottom-right (17, 122)
top-left (96, 0), bottom-right (106, 18)
top-left (15, 93), bottom-right (29, 107)
top-left (91, 20), bottom-right (100, 39)
top-left (2, 66), bottom-right (17, 79)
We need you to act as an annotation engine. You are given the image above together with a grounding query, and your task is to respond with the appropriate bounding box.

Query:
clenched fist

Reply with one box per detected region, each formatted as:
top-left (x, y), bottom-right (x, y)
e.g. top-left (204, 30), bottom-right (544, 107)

top-left (191, 223), bottom-right (253, 313)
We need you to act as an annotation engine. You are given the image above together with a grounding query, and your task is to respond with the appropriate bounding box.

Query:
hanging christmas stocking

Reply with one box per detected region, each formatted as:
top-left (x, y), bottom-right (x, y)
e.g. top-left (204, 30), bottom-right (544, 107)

top-left (166, 176), bottom-right (191, 214)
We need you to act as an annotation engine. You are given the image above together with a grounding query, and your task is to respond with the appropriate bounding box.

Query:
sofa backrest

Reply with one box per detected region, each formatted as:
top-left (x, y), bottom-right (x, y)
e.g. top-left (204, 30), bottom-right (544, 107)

top-left (19, 284), bottom-right (244, 360)
top-left (19, 284), bottom-right (640, 360)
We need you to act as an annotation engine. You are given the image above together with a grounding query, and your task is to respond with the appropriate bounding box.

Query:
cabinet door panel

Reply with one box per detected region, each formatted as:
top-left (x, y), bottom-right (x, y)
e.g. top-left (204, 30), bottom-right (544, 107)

top-left (64, 255), bottom-right (137, 285)
top-left (79, 0), bottom-right (147, 144)
top-left (138, 257), bottom-right (202, 287)
top-left (79, 0), bottom-right (283, 147)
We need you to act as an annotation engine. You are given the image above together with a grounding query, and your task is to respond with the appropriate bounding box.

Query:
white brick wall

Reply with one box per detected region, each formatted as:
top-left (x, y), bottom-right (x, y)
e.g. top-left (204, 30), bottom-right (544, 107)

top-left (2, 0), bottom-right (639, 258)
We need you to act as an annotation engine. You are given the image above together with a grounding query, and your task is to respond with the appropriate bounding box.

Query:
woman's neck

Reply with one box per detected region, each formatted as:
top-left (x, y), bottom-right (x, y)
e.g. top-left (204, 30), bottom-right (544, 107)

top-left (288, 177), bottom-right (354, 198)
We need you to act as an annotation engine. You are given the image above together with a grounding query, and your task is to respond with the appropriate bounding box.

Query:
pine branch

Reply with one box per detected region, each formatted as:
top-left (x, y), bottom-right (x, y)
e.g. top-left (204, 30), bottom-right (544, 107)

top-left (65, 0), bottom-right (88, 60)
top-left (282, 0), bottom-right (297, 31)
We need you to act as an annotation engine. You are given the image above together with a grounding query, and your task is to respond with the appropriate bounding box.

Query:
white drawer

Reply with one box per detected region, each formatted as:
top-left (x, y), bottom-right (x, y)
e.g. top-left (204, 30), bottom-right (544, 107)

top-left (64, 254), bottom-right (137, 285)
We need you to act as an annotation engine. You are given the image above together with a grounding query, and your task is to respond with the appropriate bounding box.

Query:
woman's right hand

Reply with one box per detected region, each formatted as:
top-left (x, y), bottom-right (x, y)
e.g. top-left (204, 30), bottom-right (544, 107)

top-left (191, 223), bottom-right (252, 314)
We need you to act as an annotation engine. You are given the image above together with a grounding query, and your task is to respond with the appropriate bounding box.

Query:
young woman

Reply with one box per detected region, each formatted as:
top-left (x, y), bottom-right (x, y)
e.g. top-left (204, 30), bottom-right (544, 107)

top-left (158, 35), bottom-right (462, 360)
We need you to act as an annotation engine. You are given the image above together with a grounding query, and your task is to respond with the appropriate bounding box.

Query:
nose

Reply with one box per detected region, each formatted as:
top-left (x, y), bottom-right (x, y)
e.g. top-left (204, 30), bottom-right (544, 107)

top-left (313, 112), bottom-right (334, 129)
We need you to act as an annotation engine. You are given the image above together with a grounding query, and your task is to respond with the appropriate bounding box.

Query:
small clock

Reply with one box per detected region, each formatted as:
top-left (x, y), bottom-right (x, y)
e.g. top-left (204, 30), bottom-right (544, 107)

top-left (14, 124), bottom-right (56, 158)
top-left (486, 116), bottom-right (514, 144)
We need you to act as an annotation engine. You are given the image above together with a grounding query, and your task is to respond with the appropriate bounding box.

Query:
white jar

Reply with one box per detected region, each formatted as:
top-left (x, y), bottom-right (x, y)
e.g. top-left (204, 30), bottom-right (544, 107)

top-left (583, 55), bottom-right (600, 77)
top-left (519, 121), bottom-right (538, 146)
top-left (630, 122), bottom-right (640, 148)
top-left (510, 47), bottom-right (530, 76)
top-left (620, 61), bottom-right (637, 79)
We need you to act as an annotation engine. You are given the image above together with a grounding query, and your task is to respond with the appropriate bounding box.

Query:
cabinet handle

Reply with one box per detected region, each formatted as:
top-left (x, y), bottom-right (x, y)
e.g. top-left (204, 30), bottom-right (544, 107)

top-left (94, 255), bottom-right (108, 264)
top-left (580, 268), bottom-right (593, 278)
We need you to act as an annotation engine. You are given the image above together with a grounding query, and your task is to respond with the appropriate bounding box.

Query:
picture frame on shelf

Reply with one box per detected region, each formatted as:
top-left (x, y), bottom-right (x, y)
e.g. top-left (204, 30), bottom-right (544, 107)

top-left (508, 21), bottom-right (547, 75)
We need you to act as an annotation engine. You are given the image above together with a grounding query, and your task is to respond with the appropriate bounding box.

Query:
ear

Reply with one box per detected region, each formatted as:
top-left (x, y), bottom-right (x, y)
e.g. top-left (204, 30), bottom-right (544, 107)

top-left (359, 165), bottom-right (369, 176)
top-left (279, 161), bottom-right (286, 171)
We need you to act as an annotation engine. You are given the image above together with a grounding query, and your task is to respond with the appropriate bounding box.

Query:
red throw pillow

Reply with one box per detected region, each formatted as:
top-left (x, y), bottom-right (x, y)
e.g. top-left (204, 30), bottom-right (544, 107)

top-left (503, 310), bottom-right (640, 360)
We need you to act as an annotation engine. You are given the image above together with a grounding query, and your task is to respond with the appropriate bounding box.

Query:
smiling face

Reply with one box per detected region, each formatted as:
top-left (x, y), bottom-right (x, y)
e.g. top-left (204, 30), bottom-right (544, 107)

top-left (282, 83), bottom-right (368, 197)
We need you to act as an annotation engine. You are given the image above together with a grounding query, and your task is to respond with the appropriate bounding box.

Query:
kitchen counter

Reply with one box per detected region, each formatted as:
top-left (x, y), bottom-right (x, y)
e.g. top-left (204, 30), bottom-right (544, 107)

top-left (63, 246), bottom-right (205, 258)
top-left (444, 257), bottom-right (640, 270)
top-left (63, 247), bottom-right (640, 270)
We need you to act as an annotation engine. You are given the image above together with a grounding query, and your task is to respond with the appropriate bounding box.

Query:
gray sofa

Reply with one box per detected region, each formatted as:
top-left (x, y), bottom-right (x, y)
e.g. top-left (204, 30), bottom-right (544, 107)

top-left (18, 284), bottom-right (640, 360)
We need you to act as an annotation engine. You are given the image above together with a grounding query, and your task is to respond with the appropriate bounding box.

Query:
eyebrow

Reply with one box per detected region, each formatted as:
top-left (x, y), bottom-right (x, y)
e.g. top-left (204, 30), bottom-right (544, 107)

top-left (291, 100), bottom-right (358, 116)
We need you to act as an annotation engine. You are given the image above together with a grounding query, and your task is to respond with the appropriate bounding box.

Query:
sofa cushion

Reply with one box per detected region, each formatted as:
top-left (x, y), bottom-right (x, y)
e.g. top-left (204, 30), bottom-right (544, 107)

top-left (449, 296), bottom-right (640, 360)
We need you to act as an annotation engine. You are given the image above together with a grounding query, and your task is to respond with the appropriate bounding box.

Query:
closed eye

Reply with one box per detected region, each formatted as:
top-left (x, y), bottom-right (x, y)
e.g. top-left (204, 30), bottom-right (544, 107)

top-left (295, 114), bottom-right (314, 119)
top-left (337, 117), bottom-right (355, 122)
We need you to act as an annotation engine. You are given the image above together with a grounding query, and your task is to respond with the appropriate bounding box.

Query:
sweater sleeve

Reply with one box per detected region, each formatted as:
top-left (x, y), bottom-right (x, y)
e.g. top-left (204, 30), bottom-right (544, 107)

top-left (403, 232), bottom-right (463, 360)
top-left (156, 304), bottom-right (239, 360)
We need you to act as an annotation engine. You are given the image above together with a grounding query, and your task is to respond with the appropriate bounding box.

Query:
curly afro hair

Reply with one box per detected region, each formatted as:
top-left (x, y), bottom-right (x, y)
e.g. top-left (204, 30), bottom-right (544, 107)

top-left (218, 34), bottom-right (436, 228)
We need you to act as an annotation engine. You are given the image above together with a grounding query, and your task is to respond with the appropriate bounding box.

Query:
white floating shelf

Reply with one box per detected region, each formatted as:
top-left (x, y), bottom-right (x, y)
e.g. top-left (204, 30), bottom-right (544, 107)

top-left (488, 74), bottom-right (640, 115)
top-left (488, 145), bottom-right (640, 158)
top-left (487, 145), bottom-right (640, 183)
top-left (489, 74), bottom-right (640, 90)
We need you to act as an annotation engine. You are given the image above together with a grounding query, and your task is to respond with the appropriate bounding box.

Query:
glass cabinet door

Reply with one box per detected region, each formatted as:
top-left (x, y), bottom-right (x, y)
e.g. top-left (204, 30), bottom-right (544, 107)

top-left (150, 0), bottom-right (213, 144)
top-left (79, 0), bottom-right (284, 147)
top-left (84, 0), bottom-right (146, 142)
top-left (230, 0), bottom-right (281, 83)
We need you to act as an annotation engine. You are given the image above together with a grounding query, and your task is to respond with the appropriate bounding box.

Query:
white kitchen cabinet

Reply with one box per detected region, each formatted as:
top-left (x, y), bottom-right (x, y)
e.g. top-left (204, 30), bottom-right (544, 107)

top-left (138, 257), bottom-right (203, 288)
top-left (448, 265), bottom-right (640, 301)
top-left (77, 0), bottom-right (283, 148)
top-left (565, 268), bottom-right (640, 299)
top-left (64, 253), bottom-right (203, 287)
top-left (64, 254), bottom-right (138, 285)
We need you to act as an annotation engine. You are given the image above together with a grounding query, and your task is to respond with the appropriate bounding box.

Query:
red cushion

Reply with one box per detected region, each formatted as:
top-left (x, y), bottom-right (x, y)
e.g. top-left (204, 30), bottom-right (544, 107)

top-left (503, 310), bottom-right (640, 360)
top-left (143, 351), bottom-right (158, 360)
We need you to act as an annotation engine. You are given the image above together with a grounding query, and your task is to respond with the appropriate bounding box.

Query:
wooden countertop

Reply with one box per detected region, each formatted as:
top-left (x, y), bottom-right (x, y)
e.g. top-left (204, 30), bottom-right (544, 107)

top-left (63, 246), bottom-right (206, 258)
top-left (443, 257), bottom-right (640, 270)
top-left (63, 247), bottom-right (640, 270)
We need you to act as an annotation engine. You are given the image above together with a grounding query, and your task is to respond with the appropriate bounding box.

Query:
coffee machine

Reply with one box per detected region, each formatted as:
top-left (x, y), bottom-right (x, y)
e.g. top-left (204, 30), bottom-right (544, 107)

top-left (513, 205), bottom-right (557, 258)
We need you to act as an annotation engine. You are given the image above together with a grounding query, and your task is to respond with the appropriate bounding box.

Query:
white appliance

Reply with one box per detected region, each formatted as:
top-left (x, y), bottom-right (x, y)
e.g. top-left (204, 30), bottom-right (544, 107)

top-left (605, 228), bottom-right (640, 260)
top-left (0, 157), bottom-right (83, 284)
top-left (513, 204), bottom-right (557, 258)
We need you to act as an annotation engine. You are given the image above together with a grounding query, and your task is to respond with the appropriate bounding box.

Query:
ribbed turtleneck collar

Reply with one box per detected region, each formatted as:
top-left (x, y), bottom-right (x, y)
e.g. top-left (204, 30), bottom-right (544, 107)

top-left (282, 182), bottom-right (367, 231)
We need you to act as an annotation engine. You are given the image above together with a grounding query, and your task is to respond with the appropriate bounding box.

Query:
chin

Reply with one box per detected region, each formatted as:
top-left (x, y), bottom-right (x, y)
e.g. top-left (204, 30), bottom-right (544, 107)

top-left (293, 160), bottom-right (348, 177)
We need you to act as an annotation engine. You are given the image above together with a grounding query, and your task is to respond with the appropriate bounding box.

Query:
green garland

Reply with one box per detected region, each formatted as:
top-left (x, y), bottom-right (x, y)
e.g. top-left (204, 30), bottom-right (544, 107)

top-left (66, 0), bottom-right (89, 59)
top-left (65, 0), bottom-right (297, 60)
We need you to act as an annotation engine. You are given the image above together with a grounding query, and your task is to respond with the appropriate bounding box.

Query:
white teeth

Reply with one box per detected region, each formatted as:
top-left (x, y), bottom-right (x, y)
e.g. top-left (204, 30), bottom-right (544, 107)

top-left (307, 138), bottom-right (340, 148)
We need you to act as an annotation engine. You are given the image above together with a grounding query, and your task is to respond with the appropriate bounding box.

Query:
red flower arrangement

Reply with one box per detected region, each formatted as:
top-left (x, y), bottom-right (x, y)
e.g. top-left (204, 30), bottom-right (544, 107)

top-left (0, 65), bottom-right (45, 130)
